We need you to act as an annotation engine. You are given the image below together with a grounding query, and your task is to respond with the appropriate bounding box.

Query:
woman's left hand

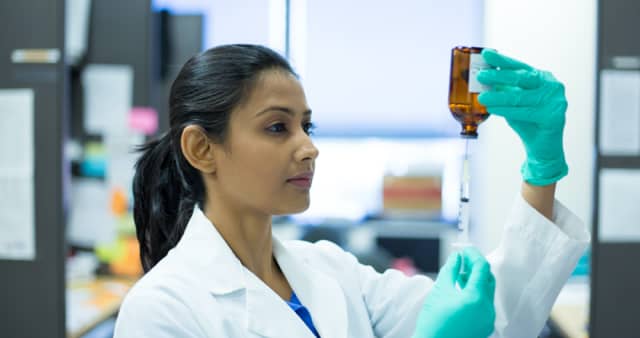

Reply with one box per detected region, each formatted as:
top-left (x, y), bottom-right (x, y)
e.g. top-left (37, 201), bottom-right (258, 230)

top-left (477, 49), bottom-right (568, 186)
top-left (412, 248), bottom-right (496, 338)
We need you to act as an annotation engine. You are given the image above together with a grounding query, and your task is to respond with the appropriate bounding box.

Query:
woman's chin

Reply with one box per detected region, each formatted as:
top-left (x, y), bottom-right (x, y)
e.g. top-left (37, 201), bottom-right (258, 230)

top-left (273, 199), bottom-right (310, 216)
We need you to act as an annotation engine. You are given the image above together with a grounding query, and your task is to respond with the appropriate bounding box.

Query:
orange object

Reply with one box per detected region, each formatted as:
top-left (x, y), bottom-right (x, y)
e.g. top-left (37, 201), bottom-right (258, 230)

top-left (109, 237), bottom-right (143, 277)
top-left (110, 187), bottom-right (128, 216)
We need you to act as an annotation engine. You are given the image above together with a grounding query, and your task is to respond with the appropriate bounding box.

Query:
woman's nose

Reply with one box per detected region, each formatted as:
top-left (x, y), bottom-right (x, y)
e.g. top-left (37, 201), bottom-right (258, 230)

top-left (295, 139), bottom-right (319, 162)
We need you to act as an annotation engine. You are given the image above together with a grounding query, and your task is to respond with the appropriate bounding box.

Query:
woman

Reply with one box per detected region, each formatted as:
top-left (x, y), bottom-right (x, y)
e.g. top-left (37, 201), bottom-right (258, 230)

top-left (114, 44), bottom-right (589, 338)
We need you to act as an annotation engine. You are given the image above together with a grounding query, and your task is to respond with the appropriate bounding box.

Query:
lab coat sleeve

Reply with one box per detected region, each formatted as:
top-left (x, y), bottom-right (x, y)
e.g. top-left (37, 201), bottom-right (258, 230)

top-left (313, 239), bottom-right (433, 338)
top-left (487, 194), bottom-right (590, 338)
top-left (113, 282), bottom-right (206, 338)
top-left (357, 260), bottom-right (434, 337)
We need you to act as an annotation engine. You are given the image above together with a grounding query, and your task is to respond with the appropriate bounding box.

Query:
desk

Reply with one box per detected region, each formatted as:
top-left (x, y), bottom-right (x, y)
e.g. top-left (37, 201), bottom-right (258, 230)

top-left (66, 276), bottom-right (136, 338)
top-left (550, 279), bottom-right (589, 338)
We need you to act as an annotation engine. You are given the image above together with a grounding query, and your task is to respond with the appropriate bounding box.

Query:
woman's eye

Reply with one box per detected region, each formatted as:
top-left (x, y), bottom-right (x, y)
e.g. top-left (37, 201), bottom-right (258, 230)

top-left (303, 122), bottom-right (316, 135)
top-left (267, 123), bottom-right (287, 133)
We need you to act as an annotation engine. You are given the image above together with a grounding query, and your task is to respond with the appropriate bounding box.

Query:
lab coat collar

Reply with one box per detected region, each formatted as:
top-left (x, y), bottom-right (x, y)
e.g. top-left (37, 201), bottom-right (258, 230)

top-left (245, 238), bottom-right (348, 338)
top-left (178, 207), bottom-right (347, 338)
top-left (175, 206), bottom-right (245, 295)
top-left (271, 237), bottom-right (348, 338)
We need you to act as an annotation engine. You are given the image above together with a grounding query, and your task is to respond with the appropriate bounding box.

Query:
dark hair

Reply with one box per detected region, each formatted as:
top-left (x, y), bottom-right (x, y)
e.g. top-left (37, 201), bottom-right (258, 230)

top-left (133, 44), bottom-right (296, 272)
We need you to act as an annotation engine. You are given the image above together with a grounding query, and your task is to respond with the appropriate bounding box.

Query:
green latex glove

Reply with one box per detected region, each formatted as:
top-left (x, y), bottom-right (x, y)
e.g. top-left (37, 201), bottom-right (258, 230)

top-left (412, 247), bottom-right (496, 338)
top-left (477, 49), bottom-right (568, 186)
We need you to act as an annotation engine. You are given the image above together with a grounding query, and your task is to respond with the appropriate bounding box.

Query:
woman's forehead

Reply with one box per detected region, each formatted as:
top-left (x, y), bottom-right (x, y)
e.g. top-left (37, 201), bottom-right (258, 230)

top-left (242, 70), bottom-right (308, 112)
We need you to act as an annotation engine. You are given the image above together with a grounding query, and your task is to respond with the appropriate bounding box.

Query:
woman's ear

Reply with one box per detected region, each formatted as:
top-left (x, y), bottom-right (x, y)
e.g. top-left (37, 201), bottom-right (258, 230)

top-left (180, 125), bottom-right (216, 174)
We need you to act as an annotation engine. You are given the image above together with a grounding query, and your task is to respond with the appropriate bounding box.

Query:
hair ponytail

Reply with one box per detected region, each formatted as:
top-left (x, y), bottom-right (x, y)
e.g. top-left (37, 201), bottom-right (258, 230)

top-left (132, 44), bottom-right (296, 273)
top-left (132, 133), bottom-right (202, 272)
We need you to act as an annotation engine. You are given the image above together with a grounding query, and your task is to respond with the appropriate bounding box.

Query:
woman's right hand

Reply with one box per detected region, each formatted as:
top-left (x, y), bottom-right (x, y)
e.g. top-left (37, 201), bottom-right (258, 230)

top-left (412, 247), bottom-right (496, 338)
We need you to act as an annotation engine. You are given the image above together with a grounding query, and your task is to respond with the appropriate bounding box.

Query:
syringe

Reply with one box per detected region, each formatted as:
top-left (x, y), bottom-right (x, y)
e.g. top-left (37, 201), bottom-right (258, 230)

top-left (452, 138), bottom-right (473, 274)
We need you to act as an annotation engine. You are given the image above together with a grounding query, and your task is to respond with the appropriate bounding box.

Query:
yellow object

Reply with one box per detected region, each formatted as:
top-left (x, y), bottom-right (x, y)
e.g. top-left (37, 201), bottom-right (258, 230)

top-left (95, 236), bottom-right (142, 277)
top-left (95, 239), bottom-right (126, 263)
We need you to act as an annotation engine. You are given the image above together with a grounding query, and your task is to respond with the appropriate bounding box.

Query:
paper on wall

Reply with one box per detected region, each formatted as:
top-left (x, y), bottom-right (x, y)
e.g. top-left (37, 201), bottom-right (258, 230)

top-left (67, 179), bottom-right (117, 247)
top-left (599, 169), bottom-right (640, 242)
top-left (82, 64), bottom-right (133, 134)
top-left (599, 69), bottom-right (640, 156)
top-left (0, 89), bottom-right (35, 260)
top-left (65, 0), bottom-right (92, 65)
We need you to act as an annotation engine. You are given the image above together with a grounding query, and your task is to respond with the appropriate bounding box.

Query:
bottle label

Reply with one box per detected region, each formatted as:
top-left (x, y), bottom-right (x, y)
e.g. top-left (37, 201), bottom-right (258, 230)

top-left (468, 53), bottom-right (490, 93)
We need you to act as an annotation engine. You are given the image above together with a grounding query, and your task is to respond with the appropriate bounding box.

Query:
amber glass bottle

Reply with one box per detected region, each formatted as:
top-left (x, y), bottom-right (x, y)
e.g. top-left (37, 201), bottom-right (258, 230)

top-left (448, 46), bottom-right (491, 138)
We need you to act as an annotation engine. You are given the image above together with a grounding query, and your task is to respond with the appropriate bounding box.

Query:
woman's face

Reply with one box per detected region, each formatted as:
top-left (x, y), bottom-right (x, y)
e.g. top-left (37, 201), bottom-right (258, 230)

top-left (211, 69), bottom-right (319, 216)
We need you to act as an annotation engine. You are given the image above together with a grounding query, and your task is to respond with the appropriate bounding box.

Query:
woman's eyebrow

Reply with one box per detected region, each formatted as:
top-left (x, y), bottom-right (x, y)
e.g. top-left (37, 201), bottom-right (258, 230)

top-left (255, 106), bottom-right (312, 117)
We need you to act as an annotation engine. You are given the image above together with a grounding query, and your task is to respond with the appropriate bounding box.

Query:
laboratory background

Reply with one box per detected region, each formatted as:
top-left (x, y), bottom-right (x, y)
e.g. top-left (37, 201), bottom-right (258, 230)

top-left (0, 0), bottom-right (637, 337)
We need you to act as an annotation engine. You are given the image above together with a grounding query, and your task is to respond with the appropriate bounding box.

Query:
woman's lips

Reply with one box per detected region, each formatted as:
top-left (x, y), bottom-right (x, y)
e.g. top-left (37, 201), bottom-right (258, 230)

top-left (287, 178), bottom-right (312, 189)
top-left (287, 171), bottom-right (313, 189)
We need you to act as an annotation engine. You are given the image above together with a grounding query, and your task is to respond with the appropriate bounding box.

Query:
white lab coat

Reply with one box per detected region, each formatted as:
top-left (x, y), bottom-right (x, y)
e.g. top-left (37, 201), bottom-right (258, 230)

top-left (114, 194), bottom-right (589, 338)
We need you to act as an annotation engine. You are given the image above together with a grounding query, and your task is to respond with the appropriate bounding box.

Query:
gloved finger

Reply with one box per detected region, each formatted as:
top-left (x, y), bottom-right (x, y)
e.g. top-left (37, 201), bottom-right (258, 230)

top-left (478, 263), bottom-right (497, 299)
top-left (462, 248), bottom-right (493, 291)
top-left (467, 261), bottom-right (494, 295)
top-left (457, 270), bottom-right (469, 289)
top-left (460, 247), bottom-right (485, 271)
top-left (436, 252), bottom-right (461, 287)
top-left (482, 49), bottom-right (533, 71)
top-left (477, 69), bottom-right (544, 89)
top-left (486, 106), bottom-right (563, 124)
top-left (478, 87), bottom-right (547, 107)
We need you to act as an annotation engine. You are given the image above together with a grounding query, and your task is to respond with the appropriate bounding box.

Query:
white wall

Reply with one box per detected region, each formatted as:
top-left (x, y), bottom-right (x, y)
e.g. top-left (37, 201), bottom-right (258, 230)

top-left (209, 0), bottom-right (272, 47)
top-left (473, 0), bottom-right (597, 250)
top-left (295, 0), bottom-right (484, 136)
top-left (153, 0), bottom-right (283, 51)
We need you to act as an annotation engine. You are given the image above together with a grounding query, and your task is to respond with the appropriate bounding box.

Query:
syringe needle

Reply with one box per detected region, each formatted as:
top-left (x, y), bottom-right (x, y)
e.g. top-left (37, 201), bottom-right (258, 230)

top-left (454, 138), bottom-right (473, 274)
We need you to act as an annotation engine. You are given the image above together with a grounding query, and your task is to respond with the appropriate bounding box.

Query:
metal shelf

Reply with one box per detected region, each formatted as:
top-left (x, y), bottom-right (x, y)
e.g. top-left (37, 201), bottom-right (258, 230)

top-left (597, 155), bottom-right (640, 169)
